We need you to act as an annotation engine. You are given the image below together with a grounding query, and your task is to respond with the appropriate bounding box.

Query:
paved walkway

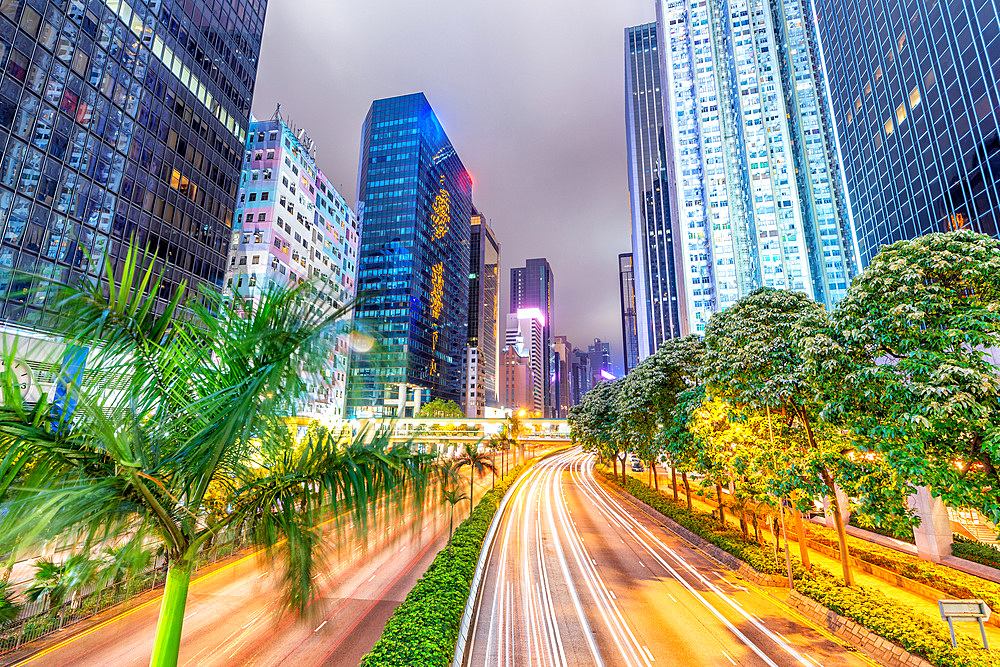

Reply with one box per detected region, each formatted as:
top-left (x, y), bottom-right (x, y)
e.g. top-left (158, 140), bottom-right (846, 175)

top-left (621, 466), bottom-right (1000, 648)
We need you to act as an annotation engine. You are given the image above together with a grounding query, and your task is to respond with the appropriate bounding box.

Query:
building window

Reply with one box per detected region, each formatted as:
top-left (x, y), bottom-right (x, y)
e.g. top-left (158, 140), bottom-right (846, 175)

top-left (252, 256), bottom-right (260, 265)
top-left (864, 81), bottom-right (872, 97)
top-left (909, 86), bottom-right (920, 109)
top-left (897, 32), bottom-right (906, 52)
top-left (896, 103), bottom-right (907, 125)
top-left (884, 118), bottom-right (894, 136)
top-left (855, 96), bottom-right (862, 112)
top-left (874, 67), bottom-right (882, 83)
top-left (846, 110), bottom-right (853, 125)
top-left (258, 213), bottom-right (266, 222)
top-left (924, 68), bottom-right (935, 89)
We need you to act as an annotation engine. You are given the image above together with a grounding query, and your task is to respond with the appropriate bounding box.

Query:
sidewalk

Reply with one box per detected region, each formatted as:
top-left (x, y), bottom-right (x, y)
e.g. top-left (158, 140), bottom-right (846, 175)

top-left (622, 466), bottom-right (1000, 648)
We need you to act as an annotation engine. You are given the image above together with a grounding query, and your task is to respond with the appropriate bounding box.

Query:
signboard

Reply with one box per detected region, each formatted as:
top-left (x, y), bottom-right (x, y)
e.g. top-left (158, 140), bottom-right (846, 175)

top-left (939, 599), bottom-right (990, 648)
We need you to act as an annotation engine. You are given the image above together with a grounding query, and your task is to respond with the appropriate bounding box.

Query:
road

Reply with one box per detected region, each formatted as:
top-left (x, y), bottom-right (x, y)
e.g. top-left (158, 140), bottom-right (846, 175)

top-left (7, 474), bottom-right (501, 667)
top-left (464, 449), bottom-right (876, 667)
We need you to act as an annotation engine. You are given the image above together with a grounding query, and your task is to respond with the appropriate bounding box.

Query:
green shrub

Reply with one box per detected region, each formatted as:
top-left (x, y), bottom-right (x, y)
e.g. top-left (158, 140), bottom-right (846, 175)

top-left (953, 536), bottom-right (1000, 571)
top-left (361, 461), bottom-right (536, 667)
top-left (803, 524), bottom-right (1000, 613)
top-left (796, 566), bottom-right (998, 667)
top-left (597, 469), bottom-right (785, 576)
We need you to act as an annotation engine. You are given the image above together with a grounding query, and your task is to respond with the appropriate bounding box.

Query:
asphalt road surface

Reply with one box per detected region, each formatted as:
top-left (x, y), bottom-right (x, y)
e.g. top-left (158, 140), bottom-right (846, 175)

top-left (464, 449), bottom-right (877, 667)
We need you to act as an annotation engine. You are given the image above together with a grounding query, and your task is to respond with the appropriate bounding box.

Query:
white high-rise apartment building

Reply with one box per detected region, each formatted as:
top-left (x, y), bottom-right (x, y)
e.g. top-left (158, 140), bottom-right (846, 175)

top-left (653, 0), bottom-right (857, 333)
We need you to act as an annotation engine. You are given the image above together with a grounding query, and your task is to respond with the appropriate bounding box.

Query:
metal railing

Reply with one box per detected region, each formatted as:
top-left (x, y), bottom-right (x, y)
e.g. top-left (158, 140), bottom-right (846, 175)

top-left (0, 540), bottom-right (245, 657)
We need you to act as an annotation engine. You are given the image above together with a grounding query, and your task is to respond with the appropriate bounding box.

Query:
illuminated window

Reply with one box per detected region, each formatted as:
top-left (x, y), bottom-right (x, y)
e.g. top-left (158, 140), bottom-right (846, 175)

top-left (874, 67), bottom-right (882, 83)
top-left (855, 96), bottom-right (862, 111)
top-left (846, 110), bottom-right (853, 125)
top-left (864, 81), bottom-right (872, 96)
top-left (897, 32), bottom-right (906, 51)
top-left (896, 103), bottom-right (907, 125)
top-left (909, 86), bottom-right (921, 109)
top-left (884, 118), bottom-right (894, 136)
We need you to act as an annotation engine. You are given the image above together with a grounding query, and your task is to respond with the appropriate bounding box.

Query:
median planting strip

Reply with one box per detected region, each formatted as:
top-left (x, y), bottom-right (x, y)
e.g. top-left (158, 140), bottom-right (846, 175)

top-left (598, 470), bottom-right (1000, 667)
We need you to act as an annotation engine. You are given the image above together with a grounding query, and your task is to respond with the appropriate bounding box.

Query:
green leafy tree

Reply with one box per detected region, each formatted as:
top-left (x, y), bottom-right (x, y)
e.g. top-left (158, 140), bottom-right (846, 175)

top-left (569, 380), bottom-right (626, 482)
top-left (820, 230), bottom-right (1000, 523)
top-left (0, 581), bottom-right (17, 623)
top-left (0, 245), bottom-right (430, 667)
top-left (701, 287), bottom-right (856, 584)
top-left (415, 399), bottom-right (464, 419)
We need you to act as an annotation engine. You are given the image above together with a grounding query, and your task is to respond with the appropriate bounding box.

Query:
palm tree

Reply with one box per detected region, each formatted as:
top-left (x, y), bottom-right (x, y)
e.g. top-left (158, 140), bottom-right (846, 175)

top-left (25, 554), bottom-right (99, 610)
top-left (503, 412), bottom-right (526, 466)
top-left (0, 245), bottom-right (430, 667)
top-left (0, 580), bottom-right (17, 623)
top-left (453, 442), bottom-right (497, 507)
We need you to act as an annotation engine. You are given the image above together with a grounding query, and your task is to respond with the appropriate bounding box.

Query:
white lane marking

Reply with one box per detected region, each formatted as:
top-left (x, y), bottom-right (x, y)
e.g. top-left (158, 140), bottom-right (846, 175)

top-left (721, 649), bottom-right (736, 665)
top-left (241, 617), bottom-right (257, 630)
top-left (805, 655), bottom-right (824, 667)
top-left (184, 611), bottom-right (198, 620)
top-left (668, 594), bottom-right (678, 602)
top-left (368, 574), bottom-right (376, 582)
top-left (256, 572), bottom-right (269, 579)
top-left (777, 632), bottom-right (790, 643)
top-left (314, 620), bottom-right (327, 632)
top-left (638, 561), bottom-right (645, 568)
top-left (609, 589), bottom-right (616, 600)
top-left (642, 645), bottom-right (655, 662)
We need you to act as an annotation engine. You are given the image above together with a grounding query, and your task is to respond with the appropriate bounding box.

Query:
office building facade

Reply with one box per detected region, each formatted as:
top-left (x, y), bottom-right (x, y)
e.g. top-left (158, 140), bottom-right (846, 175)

top-left (225, 113), bottom-right (359, 418)
top-left (0, 0), bottom-right (265, 327)
top-left (815, 0), bottom-right (1000, 262)
top-left (552, 334), bottom-right (572, 417)
top-left (509, 257), bottom-right (554, 415)
top-left (626, 22), bottom-right (683, 357)
top-left (655, 0), bottom-right (856, 333)
top-left (571, 347), bottom-right (592, 406)
top-left (500, 344), bottom-right (533, 415)
top-left (504, 309), bottom-right (543, 415)
top-left (464, 209), bottom-right (500, 417)
top-left (348, 93), bottom-right (473, 418)
top-left (618, 252), bottom-right (640, 373)
top-left (588, 337), bottom-right (612, 387)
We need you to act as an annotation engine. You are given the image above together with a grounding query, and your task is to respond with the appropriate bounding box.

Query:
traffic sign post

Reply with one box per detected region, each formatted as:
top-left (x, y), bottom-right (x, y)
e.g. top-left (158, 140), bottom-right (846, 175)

top-left (938, 599), bottom-right (991, 649)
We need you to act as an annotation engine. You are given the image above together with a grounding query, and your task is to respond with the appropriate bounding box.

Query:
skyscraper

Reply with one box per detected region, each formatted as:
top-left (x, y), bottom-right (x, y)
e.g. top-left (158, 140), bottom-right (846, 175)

top-left (0, 0), bottom-right (266, 327)
top-left (225, 111), bottom-right (359, 418)
top-left (588, 338), bottom-right (612, 387)
top-left (815, 0), bottom-right (1000, 263)
top-left (504, 310), bottom-right (543, 415)
top-left (552, 334), bottom-right (572, 417)
top-left (509, 258), bottom-right (554, 415)
top-left (464, 209), bottom-right (500, 418)
top-left (618, 252), bottom-right (640, 373)
top-left (347, 93), bottom-right (474, 418)
top-left (625, 22), bottom-right (683, 357)
top-left (571, 348), bottom-right (592, 405)
top-left (654, 0), bottom-right (857, 333)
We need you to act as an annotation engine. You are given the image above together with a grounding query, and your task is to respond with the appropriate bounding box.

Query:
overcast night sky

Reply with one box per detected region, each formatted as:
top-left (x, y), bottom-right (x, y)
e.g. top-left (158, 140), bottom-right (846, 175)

top-left (252, 0), bottom-right (655, 374)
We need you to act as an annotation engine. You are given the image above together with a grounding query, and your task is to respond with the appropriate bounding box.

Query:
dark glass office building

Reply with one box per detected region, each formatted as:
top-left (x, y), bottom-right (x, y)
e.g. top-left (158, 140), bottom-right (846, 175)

top-left (0, 0), bottom-right (264, 327)
top-left (348, 93), bottom-right (473, 417)
top-left (509, 257), bottom-right (554, 417)
top-left (618, 252), bottom-right (639, 374)
top-left (464, 209), bottom-right (499, 417)
top-left (625, 22), bottom-right (682, 357)
top-left (816, 0), bottom-right (1000, 264)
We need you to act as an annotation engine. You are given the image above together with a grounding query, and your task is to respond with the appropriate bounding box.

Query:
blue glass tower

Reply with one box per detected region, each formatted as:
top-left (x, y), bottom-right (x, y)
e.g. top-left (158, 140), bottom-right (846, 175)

top-left (815, 0), bottom-right (1000, 264)
top-left (0, 0), bottom-right (265, 326)
top-left (348, 93), bottom-right (473, 418)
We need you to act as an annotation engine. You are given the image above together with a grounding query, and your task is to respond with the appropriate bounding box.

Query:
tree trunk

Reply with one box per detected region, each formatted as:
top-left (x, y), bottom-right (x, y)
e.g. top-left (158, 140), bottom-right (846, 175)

top-left (149, 560), bottom-right (194, 667)
top-left (821, 469), bottom-right (854, 585)
top-left (671, 467), bottom-right (678, 502)
top-left (716, 484), bottom-right (726, 527)
top-left (470, 467), bottom-right (475, 510)
top-left (619, 454), bottom-right (628, 485)
top-left (752, 513), bottom-right (761, 544)
top-left (682, 473), bottom-right (692, 512)
top-left (794, 508), bottom-right (810, 568)
top-left (651, 461), bottom-right (658, 491)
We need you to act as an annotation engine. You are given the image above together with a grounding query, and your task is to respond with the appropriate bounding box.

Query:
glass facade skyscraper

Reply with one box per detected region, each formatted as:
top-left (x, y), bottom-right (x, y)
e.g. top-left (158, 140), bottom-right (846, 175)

top-left (626, 22), bottom-right (683, 357)
top-left (464, 209), bottom-right (499, 418)
top-left (618, 252), bottom-right (640, 374)
top-left (0, 0), bottom-right (265, 327)
top-left (655, 0), bottom-right (856, 333)
top-left (509, 257), bottom-right (554, 416)
top-left (348, 92), bottom-right (473, 418)
top-left (815, 0), bottom-right (1000, 263)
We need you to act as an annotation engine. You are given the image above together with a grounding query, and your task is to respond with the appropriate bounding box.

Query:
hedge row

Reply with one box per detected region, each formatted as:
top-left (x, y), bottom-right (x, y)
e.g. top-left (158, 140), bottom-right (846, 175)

top-left (600, 472), bottom-right (999, 667)
top-left (361, 461), bottom-right (534, 667)
top-left (953, 536), bottom-right (1000, 571)
top-left (803, 523), bottom-right (1000, 614)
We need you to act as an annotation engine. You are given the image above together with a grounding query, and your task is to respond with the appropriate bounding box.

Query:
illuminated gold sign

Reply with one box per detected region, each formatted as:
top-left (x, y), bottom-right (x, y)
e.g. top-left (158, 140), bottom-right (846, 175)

top-left (431, 189), bottom-right (450, 240)
top-left (430, 262), bottom-right (444, 319)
